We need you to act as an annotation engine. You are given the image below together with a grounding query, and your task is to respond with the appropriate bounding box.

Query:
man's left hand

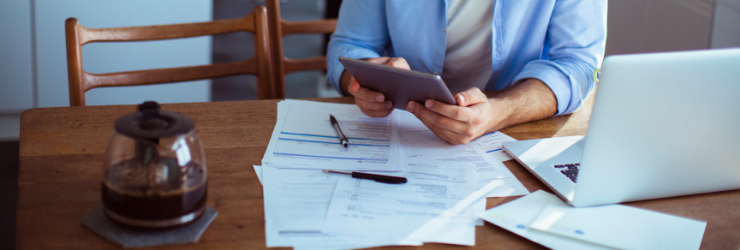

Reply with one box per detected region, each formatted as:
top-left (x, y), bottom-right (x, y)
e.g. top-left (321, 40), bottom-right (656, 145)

top-left (406, 87), bottom-right (501, 145)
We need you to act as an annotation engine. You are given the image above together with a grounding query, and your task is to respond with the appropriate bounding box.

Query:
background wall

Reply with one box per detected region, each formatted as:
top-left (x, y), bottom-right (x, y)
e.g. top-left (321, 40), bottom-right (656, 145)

top-left (606, 0), bottom-right (716, 55)
top-left (0, 0), bottom-right (213, 140)
top-left (711, 0), bottom-right (740, 48)
top-left (35, 0), bottom-right (213, 108)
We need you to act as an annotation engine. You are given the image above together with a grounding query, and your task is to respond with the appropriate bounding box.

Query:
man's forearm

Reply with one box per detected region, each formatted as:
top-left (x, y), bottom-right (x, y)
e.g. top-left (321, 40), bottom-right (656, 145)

top-left (487, 78), bottom-right (558, 131)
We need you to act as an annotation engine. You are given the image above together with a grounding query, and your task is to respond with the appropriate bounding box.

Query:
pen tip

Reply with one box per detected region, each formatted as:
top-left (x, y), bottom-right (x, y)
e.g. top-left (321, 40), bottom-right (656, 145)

top-left (322, 169), bottom-right (329, 173)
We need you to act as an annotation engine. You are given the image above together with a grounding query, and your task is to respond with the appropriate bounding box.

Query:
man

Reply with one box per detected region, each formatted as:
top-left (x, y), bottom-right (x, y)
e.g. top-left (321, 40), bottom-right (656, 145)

top-left (327, 0), bottom-right (607, 145)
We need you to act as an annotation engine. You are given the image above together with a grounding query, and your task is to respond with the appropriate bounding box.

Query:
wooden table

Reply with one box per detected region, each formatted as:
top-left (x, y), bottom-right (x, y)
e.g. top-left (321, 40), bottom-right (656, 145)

top-left (16, 95), bottom-right (740, 249)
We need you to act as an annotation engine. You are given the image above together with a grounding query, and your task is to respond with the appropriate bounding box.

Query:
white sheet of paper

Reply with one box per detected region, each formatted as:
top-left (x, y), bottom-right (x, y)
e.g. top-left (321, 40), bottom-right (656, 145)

top-left (261, 165), bottom-right (420, 249)
top-left (322, 162), bottom-right (478, 244)
top-left (529, 198), bottom-right (706, 250)
top-left (479, 190), bottom-right (707, 250)
top-left (398, 111), bottom-right (528, 197)
top-left (253, 165), bottom-right (262, 184)
top-left (478, 190), bottom-right (614, 250)
top-left (263, 100), bottom-right (403, 171)
top-left (406, 179), bottom-right (508, 245)
top-left (474, 131), bottom-right (517, 162)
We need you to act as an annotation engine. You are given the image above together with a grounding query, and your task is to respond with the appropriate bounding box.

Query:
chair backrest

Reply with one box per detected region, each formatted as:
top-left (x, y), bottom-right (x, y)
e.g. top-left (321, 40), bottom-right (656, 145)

top-left (65, 6), bottom-right (274, 106)
top-left (265, 0), bottom-right (338, 99)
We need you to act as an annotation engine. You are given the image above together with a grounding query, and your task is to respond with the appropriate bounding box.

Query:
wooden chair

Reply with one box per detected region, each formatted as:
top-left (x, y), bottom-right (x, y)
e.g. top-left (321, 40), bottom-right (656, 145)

top-left (265, 0), bottom-right (338, 99)
top-left (65, 6), bottom-right (274, 106)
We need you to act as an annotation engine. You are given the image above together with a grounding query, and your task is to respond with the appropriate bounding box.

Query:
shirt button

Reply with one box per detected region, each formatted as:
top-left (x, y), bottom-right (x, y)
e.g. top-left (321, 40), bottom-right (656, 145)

top-left (442, 29), bottom-right (446, 34)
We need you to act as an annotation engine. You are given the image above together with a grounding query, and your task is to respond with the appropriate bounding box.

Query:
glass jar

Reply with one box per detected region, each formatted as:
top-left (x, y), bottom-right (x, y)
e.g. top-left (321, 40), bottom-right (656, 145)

top-left (101, 101), bottom-right (207, 228)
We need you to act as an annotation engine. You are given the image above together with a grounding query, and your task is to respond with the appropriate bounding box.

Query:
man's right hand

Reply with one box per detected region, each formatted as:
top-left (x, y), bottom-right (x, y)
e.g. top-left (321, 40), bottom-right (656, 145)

top-left (340, 57), bottom-right (411, 117)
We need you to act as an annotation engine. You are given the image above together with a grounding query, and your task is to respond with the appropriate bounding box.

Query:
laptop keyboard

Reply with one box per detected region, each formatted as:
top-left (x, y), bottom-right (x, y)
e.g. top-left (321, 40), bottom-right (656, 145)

top-left (554, 163), bottom-right (580, 183)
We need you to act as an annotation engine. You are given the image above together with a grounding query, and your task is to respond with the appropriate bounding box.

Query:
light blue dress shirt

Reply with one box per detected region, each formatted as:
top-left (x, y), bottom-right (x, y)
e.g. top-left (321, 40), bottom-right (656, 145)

top-left (327, 0), bottom-right (607, 115)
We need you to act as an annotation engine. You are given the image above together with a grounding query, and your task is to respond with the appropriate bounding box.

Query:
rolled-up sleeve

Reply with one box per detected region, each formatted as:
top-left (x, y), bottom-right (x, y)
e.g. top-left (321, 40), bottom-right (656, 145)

top-left (512, 0), bottom-right (607, 115)
top-left (326, 1), bottom-right (390, 95)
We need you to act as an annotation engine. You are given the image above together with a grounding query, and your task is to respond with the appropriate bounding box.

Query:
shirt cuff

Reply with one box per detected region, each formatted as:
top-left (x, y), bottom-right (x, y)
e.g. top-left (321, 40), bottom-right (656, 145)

top-left (512, 61), bottom-right (579, 116)
top-left (328, 49), bottom-right (383, 96)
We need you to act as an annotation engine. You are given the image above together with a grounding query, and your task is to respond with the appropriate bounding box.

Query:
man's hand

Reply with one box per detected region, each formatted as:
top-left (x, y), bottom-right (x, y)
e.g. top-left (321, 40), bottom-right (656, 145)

top-left (406, 88), bottom-right (501, 145)
top-left (340, 57), bottom-right (410, 117)
top-left (406, 79), bottom-right (558, 145)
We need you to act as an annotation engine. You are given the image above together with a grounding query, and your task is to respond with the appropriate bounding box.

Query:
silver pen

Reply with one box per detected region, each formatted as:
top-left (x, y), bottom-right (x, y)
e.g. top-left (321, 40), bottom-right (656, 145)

top-left (329, 114), bottom-right (349, 147)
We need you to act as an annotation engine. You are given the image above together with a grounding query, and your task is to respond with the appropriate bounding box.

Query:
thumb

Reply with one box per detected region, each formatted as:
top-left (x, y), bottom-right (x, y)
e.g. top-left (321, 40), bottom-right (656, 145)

top-left (456, 87), bottom-right (487, 107)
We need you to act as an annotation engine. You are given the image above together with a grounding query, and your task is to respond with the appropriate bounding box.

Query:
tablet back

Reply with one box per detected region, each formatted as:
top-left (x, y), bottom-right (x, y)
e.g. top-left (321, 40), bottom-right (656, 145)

top-left (339, 57), bottom-right (456, 110)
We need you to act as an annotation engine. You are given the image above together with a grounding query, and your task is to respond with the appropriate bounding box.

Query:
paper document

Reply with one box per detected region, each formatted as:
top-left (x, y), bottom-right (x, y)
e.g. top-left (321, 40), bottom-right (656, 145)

top-left (261, 165), bottom-right (420, 249)
top-left (398, 111), bottom-right (528, 197)
top-left (406, 179), bottom-right (508, 245)
top-left (479, 190), bottom-right (706, 250)
top-left (322, 161), bottom-right (479, 244)
top-left (529, 198), bottom-right (707, 249)
top-left (253, 165), bottom-right (262, 184)
top-left (263, 100), bottom-right (403, 171)
top-left (474, 131), bottom-right (517, 161)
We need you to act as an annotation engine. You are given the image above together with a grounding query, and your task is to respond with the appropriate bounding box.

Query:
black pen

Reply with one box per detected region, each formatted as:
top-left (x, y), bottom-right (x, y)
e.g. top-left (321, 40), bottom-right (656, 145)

top-left (323, 169), bottom-right (408, 184)
top-left (329, 114), bottom-right (349, 147)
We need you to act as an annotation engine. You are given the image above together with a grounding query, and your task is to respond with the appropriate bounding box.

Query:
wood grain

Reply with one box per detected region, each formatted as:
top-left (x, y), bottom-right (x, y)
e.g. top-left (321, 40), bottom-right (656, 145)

top-left (16, 94), bottom-right (740, 249)
top-left (64, 6), bottom-right (275, 106)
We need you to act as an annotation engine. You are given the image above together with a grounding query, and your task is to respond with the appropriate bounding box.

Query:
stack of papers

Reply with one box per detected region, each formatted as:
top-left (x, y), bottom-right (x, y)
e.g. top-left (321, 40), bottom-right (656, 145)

top-left (478, 191), bottom-right (707, 250)
top-left (263, 100), bottom-right (404, 171)
top-left (256, 100), bottom-right (530, 249)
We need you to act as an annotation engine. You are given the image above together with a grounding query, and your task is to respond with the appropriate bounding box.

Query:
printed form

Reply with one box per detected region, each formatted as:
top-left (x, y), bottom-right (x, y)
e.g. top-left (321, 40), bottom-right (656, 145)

top-left (261, 165), bottom-right (421, 249)
top-left (322, 161), bottom-right (480, 244)
top-left (263, 100), bottom-right (403, 171)
top-left (398, 111), bottom-right (529, 197)
top-left (475, 131), bottom-right (517, 162)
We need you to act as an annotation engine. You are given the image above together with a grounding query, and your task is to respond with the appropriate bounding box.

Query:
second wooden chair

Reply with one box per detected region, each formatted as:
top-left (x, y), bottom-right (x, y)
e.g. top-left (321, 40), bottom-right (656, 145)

top-left (265, 0), bottom-right (338, 99)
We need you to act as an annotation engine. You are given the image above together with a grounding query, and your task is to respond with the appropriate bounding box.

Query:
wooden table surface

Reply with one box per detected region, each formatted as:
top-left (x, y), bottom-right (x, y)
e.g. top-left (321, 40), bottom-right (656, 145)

top-left (16, 95), bottom-right (740, 249)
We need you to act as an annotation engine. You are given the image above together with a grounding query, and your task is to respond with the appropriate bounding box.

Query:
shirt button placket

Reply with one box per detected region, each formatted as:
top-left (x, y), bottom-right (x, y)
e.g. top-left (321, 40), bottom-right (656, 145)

top-left (442, 29), bottom-right (446, 34)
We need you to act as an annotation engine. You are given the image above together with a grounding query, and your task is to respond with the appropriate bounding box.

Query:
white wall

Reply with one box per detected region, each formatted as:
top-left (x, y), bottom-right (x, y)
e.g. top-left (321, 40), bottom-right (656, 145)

top-left (0, 0), bottom-right (213, 140)
top-left (0, 1), bottom-right (34, 114)
top-left (35, 0), bottom-right (213, 108)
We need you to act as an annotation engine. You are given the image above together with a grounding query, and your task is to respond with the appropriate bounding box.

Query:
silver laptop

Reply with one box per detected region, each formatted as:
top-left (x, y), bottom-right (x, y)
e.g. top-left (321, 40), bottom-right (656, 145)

top-left (503, 48), bottom-right (740, 207)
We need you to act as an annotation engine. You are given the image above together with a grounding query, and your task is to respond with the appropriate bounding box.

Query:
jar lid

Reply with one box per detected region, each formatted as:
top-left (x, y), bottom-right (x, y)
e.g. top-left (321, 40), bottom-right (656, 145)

top-left (114, 101), bottom-right (194, 140)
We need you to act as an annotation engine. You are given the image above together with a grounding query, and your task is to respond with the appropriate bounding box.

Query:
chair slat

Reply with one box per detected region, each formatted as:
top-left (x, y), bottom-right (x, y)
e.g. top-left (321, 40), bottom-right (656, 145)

top-left (79, 16), bottom-right (255, 45)
top-left (84, 59), bottom-right (259, 90)
top-left (284, 57), bottom-right (327, 74)
top-left (281, 19), bottom-right (337, 36)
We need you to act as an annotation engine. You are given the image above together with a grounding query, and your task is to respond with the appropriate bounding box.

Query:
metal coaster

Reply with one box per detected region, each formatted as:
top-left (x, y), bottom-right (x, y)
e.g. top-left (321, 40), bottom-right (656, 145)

top-left (81, 204), bottom-right (217, 248)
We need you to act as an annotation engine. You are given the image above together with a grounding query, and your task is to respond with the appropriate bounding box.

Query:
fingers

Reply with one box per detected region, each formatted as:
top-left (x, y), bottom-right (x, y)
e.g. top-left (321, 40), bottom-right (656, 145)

top-left (424, 99), bottom-right (473, 122)
top-left (349, 80), bottom-right (384, 102)
top-left (349, 79), bottom-right (393, 117)
top-left (357, 98), bottom-right (393, 111)
top-left (407, 101), bottom-right (470, 139)
top-left (456, 87), bottom-right (488, 107)
top-left (386, 57), bottom-right (411, 70)
top-left (366, 57), bottom-right (391, 65)
top-left (359, 104), bottom-right (394, 117)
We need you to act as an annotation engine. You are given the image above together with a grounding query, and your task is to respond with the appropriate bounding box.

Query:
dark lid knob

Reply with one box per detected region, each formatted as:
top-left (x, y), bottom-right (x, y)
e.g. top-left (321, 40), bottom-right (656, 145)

top-left (114, 101), bottom-right (194, 140)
